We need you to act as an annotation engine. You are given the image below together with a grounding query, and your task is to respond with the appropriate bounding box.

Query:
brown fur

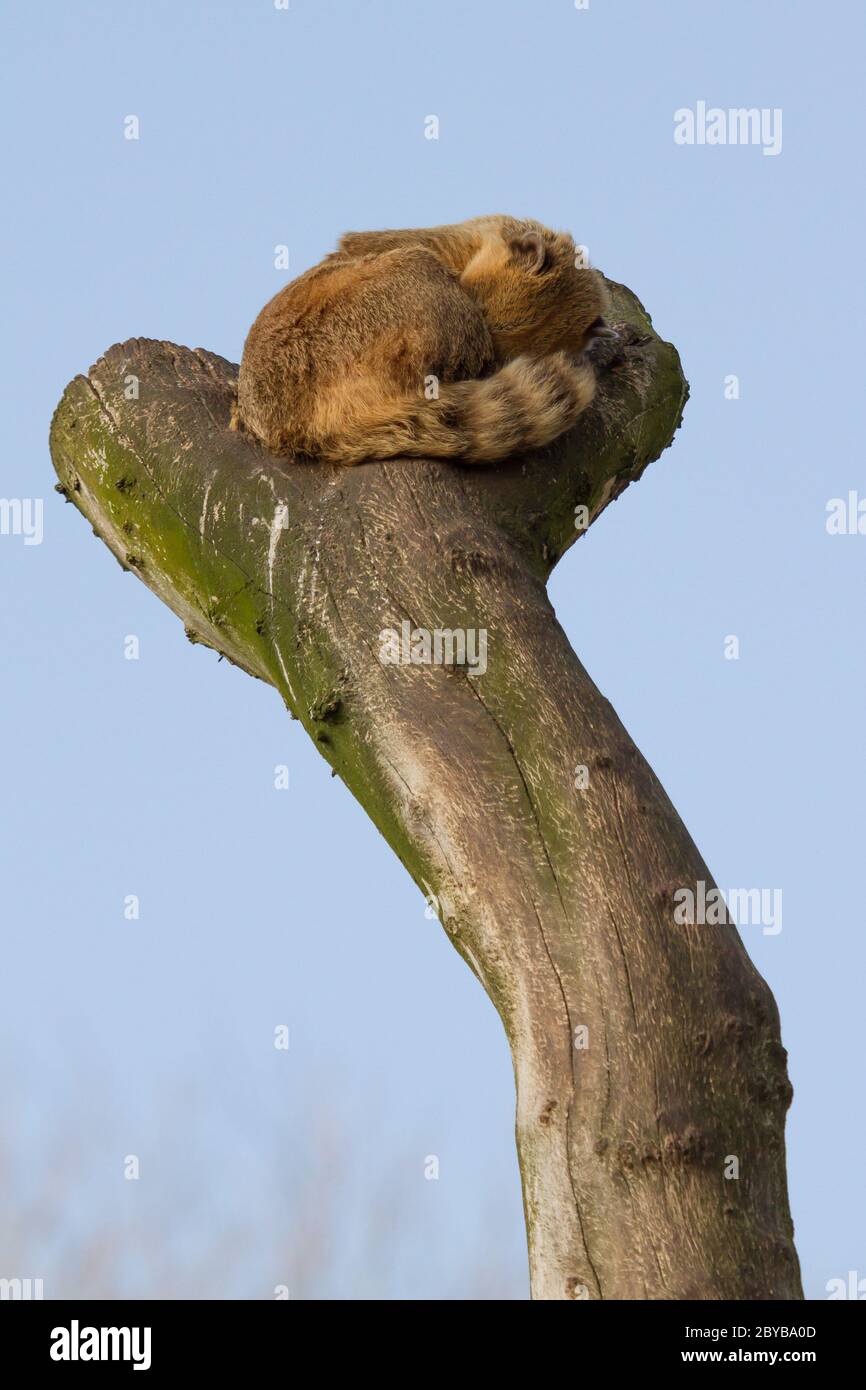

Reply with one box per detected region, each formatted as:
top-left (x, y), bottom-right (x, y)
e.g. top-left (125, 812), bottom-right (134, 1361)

top-left (232, 215), bottom-right (609, 466)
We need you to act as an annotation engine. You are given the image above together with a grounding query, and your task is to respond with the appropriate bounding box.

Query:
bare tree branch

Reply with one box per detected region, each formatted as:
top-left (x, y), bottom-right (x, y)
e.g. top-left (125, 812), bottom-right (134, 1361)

top-left (49, 278), bottom-right (801, 1300)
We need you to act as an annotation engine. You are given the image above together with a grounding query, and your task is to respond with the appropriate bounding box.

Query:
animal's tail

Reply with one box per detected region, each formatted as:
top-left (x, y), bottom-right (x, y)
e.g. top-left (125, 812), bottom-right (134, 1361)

top-left (320, 352), bottom-right (596, 466)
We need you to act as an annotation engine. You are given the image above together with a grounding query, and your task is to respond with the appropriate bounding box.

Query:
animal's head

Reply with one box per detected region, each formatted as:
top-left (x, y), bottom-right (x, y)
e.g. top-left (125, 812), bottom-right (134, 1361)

top-left (459, 216), bottom-right (611, 361)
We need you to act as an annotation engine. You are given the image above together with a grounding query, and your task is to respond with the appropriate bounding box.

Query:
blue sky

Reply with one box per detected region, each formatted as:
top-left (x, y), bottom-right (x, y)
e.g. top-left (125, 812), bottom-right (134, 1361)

top-left (1, 0), bottom-right (863, 1298)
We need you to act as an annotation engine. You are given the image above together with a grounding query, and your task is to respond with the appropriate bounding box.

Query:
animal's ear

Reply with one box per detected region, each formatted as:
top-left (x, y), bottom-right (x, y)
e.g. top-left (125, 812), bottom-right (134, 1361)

top-left (508, 230), bottom-right (549, 274)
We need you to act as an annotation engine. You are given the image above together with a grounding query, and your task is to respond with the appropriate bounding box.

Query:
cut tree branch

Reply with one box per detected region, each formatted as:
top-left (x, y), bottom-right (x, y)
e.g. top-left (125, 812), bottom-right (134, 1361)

top-left (49, 279), bottom-right (802, 1300)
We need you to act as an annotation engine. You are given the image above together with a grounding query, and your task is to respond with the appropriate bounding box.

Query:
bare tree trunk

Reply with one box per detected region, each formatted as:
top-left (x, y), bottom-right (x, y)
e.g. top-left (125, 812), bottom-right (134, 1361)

top-left (49, 281), bottom-right (802, 1300)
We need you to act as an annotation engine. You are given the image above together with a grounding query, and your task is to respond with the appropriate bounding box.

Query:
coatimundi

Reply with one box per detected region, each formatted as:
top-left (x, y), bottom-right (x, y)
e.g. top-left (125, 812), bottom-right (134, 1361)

top-left (231, 215), bottom-right (612, 466)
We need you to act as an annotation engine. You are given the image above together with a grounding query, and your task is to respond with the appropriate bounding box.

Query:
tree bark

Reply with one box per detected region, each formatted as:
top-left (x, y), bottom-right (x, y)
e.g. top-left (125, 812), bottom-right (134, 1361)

top-left (49, 280), bottom-right (802, 1300)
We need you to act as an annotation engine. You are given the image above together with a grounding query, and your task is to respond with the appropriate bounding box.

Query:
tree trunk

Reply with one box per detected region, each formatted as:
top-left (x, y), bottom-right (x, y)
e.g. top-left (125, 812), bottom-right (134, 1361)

top-left (49, 281), bottom-right (802, 1300)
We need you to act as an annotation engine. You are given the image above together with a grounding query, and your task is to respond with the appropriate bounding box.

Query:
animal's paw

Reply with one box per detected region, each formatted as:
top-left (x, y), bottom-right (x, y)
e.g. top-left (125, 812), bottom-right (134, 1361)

top-left (584, 318), bottom-right (623, 370)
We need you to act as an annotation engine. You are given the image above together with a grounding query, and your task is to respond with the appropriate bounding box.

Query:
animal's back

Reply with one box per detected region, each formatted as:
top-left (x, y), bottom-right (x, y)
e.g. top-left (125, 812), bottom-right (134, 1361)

top-left (232, 217), bottom-right (607, 465)
top-left (235, 246), bottom-right (494, 456)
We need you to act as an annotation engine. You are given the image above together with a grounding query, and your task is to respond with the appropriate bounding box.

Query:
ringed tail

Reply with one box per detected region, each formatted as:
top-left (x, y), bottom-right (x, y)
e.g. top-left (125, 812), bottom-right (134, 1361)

top-left (320, 352), bottom-right (596, 466)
